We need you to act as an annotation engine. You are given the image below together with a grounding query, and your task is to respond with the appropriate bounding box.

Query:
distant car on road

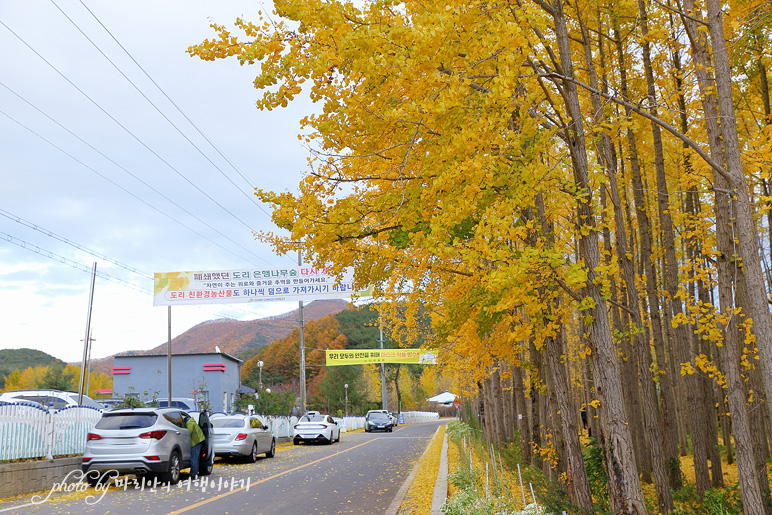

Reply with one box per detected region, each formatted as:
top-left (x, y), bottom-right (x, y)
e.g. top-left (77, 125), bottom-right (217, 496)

top-left (82, 407), bottom-right (213, 486)
top-left (0, 389), bottom-right (103, 410)
top-left (365, 411), bottom-right (393, 433)
top-left (211, 414), bottom-right (275, 462)
top-left (293, 413), bottom-right (341, 445)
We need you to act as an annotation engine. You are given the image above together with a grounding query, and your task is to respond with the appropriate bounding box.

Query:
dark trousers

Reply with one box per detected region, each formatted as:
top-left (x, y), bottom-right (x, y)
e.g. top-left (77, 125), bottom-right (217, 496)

top-left (190, 442), bottom-right (202, 478)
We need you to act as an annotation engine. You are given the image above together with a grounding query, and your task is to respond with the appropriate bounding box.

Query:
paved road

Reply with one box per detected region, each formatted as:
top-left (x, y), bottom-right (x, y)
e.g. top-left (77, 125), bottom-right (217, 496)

top-left (0, 420), bottom-right (446, 515)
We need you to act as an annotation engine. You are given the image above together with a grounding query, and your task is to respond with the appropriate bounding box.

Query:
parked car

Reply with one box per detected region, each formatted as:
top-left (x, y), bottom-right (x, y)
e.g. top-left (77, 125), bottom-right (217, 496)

top-left (293, 413), bottom-right (341, 445)
top-left (365, 411), bottom-right (393, 433)
top-left (82, 407), bottom-right (213, 486)
top-left (211, 414), bottom-right (275, 462)
top-left (97, 398), bottom-right (124, 409)
top-left (151, 398), bottom-right (198, 410)
top-left (0, 389), bottom-right (103, 410)
top-left (390, 412), bottom-right (399, 426)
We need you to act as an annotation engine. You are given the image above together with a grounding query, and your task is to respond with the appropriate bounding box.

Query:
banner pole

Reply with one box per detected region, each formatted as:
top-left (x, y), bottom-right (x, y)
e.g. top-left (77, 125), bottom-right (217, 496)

top-left (298, 251), bottom-right (307, 415)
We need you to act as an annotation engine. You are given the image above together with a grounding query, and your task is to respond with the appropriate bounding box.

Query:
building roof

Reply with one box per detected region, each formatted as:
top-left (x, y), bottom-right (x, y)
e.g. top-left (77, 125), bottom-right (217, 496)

top-left (114, 352), bottom-right (243, 364)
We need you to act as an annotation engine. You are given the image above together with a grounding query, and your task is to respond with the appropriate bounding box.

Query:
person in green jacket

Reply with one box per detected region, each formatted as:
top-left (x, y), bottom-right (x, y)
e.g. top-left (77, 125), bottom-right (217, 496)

top-left (185, 415), bottom-right (205, 480)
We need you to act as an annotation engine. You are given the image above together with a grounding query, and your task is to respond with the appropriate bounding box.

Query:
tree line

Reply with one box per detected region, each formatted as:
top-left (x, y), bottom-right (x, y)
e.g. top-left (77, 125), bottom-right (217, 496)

top-left (241, 306), bottom-right (449, 416)
top-left (188, 0), bottom-right (771, 513)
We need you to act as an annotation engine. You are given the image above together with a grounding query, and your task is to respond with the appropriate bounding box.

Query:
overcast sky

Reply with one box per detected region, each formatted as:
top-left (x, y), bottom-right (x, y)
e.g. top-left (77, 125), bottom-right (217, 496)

top-left (0, 1), bottom-right (320, 362)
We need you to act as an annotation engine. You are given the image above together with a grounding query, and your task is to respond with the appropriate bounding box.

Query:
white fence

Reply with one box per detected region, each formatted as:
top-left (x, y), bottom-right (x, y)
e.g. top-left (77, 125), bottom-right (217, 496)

top-left (0, 403), bottom-right (103, 460)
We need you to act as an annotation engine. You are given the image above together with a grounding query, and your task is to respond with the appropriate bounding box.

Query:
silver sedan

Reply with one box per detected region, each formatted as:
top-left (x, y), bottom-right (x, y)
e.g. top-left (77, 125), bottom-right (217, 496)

top-left (211, 415), bottom-right (276, 462)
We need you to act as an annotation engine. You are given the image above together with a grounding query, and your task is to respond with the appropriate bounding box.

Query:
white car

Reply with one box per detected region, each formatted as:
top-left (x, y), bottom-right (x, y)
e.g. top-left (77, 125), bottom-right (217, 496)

top-left (0, 389), bottom-right (103, 410)
top-left (293, 413), bottom-right (341, 445)
top-left (211, 415), bottom-right (276, 462)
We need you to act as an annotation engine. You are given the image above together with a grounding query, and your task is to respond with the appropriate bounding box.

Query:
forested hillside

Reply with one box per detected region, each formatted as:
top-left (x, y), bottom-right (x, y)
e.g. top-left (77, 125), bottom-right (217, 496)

top-left (0, 349), bottom-right (64, 389)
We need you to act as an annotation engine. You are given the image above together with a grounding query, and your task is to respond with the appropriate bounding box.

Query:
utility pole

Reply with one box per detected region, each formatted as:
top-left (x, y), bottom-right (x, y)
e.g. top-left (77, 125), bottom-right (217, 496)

top-left (78, 262), bottom-right (97, 405)
top-left (378, 316), bottom-right (388, 411)
top-left (168, 306), bottom-right (172, 407)
top-left (298, 251), bottom-right (307, 415)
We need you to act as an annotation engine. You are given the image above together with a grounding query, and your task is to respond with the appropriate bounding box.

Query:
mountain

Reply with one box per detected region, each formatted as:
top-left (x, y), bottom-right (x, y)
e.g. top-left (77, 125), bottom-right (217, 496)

top-left (87, 299), bottom-right (351, 374)
top-left (0, 348), bottom-right (66, 389)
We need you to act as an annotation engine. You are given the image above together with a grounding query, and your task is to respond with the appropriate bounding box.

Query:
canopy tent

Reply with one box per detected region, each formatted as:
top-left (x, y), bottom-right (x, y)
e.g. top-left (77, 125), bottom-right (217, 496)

top-left (426, 391), bottom-right (458, 405)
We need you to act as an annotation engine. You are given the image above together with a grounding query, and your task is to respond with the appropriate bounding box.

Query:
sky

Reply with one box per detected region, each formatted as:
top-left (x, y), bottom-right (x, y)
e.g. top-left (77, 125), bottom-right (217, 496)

top-left (0, 1), bottom-right (321, 362)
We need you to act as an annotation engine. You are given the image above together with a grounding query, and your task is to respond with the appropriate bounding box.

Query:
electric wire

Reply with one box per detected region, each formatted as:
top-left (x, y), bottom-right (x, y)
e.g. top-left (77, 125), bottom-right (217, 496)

top-left (0, 82), bottom-right (273, 268)
top-left (0, 207), bottom-right (149, 279)
top-left (50, 0), bottom-right (274, 219)
top-left (0, 230), bottom-right (275, 321)
top-left (0, 108), bottom-right (266, 267)
top-left (0, 209), bottom-right (308, 320)
top-left (0, 19), bottom-right (264, 241)
top-left (77, 0), bottom-right (261, 198)
top-left (1, 231), bottom-right (151, 295)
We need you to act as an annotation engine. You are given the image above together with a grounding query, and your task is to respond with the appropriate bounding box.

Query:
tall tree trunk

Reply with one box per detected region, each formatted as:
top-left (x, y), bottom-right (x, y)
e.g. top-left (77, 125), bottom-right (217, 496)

top-left (490, 364), bottom-right (506, 444)
top-left (534, 194), bottom-right (594, 511)
top-left (679, 1), bottom-right (767, 511)
top-left (612, 18), bottom-right (682, 491)
top-left (513, 362), bottom-right (532, 463)
top-left (549, 2), bottom-right (646, 511)
top-left (705, 0), bottom-right (772, 451)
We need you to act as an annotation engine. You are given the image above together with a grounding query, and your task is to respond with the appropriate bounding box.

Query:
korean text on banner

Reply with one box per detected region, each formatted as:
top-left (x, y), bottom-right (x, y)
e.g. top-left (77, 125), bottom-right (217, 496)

top-left (153, 267), bottom-right (367, 306)
top-left (326, 349), bottom-right (438, 366)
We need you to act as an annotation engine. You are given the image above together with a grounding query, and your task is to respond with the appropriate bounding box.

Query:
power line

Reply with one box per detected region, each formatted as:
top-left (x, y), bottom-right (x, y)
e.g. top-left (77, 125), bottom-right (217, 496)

top-left (0, 209), bottom-right (300, 320)
top-left (0, 231), bottom-right (151, 295)
top-left (0, 207), bottom-right (150, 279)
top-left (0, 82), bottom-right (274, 267)
top-left (0, 19), bottom-right (266, 246)
top-left (0, 229), bottom-right (277, 321)
top-left (0, 107), bottom-right (270, 267)
top-left (51, 0), bottom-right (274, 219)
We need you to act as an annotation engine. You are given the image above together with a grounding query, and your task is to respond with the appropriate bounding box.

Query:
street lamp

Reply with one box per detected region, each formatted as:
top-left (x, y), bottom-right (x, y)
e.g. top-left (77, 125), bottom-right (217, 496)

top-left (257, 360), bottom-right (264, 390)
top-left (344, 383), bottom-right (348, 417)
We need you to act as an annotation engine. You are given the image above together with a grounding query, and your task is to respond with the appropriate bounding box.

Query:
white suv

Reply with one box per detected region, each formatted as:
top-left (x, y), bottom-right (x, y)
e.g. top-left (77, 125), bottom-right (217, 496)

top-left (0, 389), bottom-right (103, 410)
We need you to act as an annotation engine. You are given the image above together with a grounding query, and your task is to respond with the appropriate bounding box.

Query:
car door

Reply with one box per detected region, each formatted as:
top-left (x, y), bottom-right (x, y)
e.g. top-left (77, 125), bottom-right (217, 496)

top-left (249, 416), bottom-right (270, 452)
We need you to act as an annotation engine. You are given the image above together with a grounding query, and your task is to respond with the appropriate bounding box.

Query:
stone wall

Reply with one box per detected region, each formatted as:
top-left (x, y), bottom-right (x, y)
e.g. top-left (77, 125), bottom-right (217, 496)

top-left (0, 457), bottom-right (81, 498)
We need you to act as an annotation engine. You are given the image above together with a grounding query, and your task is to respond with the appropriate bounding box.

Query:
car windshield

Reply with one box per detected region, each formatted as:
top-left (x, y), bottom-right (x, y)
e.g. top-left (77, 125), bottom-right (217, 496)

top-left (95, 413), bottom-right (157, 430)
top-left (369, 413), bottom-right (390, 421)
top-left (212, 418), bottom-right (245, 429)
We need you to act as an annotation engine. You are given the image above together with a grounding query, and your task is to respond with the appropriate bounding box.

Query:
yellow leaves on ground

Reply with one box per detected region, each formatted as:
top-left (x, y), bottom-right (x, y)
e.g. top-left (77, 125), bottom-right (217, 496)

top-left (400, 425), bottom-right (446, 515)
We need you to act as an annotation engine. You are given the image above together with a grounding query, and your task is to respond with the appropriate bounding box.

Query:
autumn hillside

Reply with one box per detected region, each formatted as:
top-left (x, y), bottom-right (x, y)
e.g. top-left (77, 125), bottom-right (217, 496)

top-left (0, 349), bottom-right (65, 389)
top-left (87, 299), bottom-right (349, 374)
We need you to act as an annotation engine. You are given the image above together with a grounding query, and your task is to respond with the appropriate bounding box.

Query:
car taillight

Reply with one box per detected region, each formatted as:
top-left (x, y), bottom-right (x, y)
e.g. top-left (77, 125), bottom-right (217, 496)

top-left (87, 433), bottom-right (101, 441)
top-left (82, 457), bottom-right (92, 463)
top-left (139, 430), bottom-right (167, 440)
top-left (145, 456), bottom-right (160, 461)
top-left (235, 433), bottom-right (247, 441)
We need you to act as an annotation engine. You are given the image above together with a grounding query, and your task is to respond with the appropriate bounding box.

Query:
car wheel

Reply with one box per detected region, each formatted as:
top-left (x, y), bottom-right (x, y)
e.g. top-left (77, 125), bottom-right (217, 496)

top-left (388, 427), bottom-right (393, 432)
top-left (293, 438), bottom-right (300, 445)
top-left (200, 454), bottom-right (214, 476)
top-left (159, 450), bottom-right (181, 485)
top-left (247, 442), bottom-right (258, 463)
top-left (266, 439), bottom-right (275, 458)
